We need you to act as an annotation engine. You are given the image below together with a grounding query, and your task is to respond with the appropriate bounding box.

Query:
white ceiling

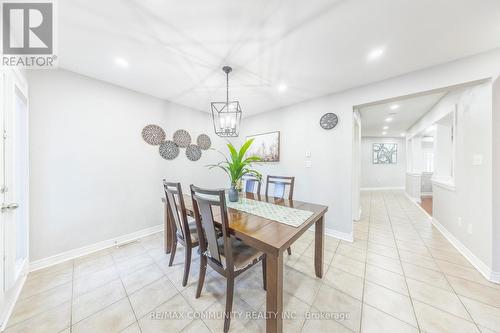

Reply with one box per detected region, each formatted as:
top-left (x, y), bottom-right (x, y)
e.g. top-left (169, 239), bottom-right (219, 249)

top-left (359, 91), bottom-right (446, 137)
top-left (59, 0), bottom-right (500, 116)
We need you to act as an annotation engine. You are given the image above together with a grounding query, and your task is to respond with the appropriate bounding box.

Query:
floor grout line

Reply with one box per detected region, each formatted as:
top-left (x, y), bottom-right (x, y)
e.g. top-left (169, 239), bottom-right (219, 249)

top-left (381, 191), bottom-right (422, 332)
top-left (358, 190), bottom-right (372, 333)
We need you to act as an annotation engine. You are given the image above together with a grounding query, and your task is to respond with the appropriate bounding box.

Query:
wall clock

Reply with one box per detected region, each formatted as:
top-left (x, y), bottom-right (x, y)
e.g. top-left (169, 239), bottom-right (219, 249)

top-left (320, 113), bottom-right (339, 130)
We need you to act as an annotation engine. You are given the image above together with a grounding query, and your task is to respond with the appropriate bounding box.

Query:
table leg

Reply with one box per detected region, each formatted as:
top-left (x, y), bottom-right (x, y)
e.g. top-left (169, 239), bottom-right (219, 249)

top-left (266, 251), bottom-right (283, 333)
top-left (164, 201), bottom-right (172, 254)
top-left (314, 216), bottom-right (325, 278)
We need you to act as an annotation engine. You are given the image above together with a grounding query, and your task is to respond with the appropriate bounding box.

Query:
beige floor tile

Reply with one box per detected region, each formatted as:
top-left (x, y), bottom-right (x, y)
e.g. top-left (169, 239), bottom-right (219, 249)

top-left (182, 274), bottom-right (228, 312)
top-left (412, 300), bottom-right (480, 333)
top-left (121, 322), bottom-right (141, 333)
top-left (74, 251), bottom-right (114, 278)
top-left (336, 243), bottom-right (367, 263)
top-left (361, 304), bottom-right (418, 333)
top-left (292, 254), bottom-right (332, 278)
top-left (72, 279), bottom-right (126, 323)
top-left (284, 268), bottom-right (322, 305)
top-left (331, 254), bottom-right (366, 278)
top-left (138, 294), bottom-right (194, 332)
top-left (367, 242), bottom-right (399, 259)
top-left (20, 263), bottom-right (73, 299)
top-left (73, 265), bottom-right (120, 296)
top-left (366, 252), bottom-right (402, 275)
top-left (301, 311), bottom-right (354, 333)
top-left (8, 281), bottom-right (72, 327)
top-left (324, 266), bottom-right (364, 300)
top-left (129, 276), bottom-right (179, 318)
top-left (182, 320), bottom-right (211, 333)
top-left (235, 269), bottom-right (267, 310)
top-left (436, 259), bottom-right (500, 290)
top-left (110, 242), bottom-right (147, 261)
top-left (398, 250), bottom-right (439, 270)
top-left (429, 248), bottom-right (472, 267)
top-left (447, 275), bottom-right (500, 308)
top-left (201, 296), bottom-right (254, 333)
top-left (72, 298), bottom-right (136, 333)
top-left (5, 301), bottom-right (71, 333)
top-left (363, 281), bottom-right (417, 326)
top-left (365, 264), bottom-right (408, 295)
top-left (313, 284), bottom-right (362, 332)
top-left (405, 278), bottom-right (470, 319)
top-left (115, 253), bottom-right (156, 277)
top-left (460, 296), bottom-right (500, 332)
top-left (402, 262), bottom-right (452, 291)
top-left (121, 263), bottom-right (164, 294)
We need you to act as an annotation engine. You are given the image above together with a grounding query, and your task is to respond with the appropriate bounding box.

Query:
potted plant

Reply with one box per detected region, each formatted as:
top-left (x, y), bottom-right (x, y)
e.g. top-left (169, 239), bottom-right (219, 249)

top-left (208, 139), bottom-right (262, 202)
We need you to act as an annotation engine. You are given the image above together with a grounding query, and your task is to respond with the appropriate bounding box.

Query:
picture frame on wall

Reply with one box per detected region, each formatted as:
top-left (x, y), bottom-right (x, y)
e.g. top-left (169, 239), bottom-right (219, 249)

top-left (372, 143), bottom-right (398, 164)
top-left (246, 131), bottom-right (280, 162)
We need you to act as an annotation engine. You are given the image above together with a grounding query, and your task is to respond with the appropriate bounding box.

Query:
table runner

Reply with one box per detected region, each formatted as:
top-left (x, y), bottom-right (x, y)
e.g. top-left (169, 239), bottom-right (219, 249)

top-left (226, 197), bottom-right (314, 227)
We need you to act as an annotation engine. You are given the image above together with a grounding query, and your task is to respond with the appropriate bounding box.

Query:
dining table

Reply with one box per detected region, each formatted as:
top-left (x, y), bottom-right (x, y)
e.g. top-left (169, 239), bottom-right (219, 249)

top-left (162, 192), bottom-right (328, 333)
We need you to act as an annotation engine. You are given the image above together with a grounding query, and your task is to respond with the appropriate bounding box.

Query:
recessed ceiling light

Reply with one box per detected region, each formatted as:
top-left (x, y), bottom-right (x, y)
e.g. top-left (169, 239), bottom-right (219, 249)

top-left (383, 126), bottom-right (389, 130)
top-left (382, 131), bottom-right (387, 135)
top-left (277, 83), bottom-right (287, 92)
top-left (385, 117), bottom-right (393, 122)
top-left (115, 57), bottom-right (129, 67)
top-left (367, 47), bottom-right (384, 61)
top-left (400, 133), bottom-right (406, 137)
top-left (390, 104), bottom-right (400, 110)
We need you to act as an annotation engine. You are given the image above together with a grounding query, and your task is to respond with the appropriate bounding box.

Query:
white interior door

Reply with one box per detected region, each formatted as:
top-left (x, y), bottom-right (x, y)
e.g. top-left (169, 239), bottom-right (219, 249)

top-left (0, 69), bottom-right (29, 325)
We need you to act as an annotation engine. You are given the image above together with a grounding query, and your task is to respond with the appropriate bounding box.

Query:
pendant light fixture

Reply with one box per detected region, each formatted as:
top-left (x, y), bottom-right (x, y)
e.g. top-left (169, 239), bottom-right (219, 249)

top-left (211, 66), bottom-right (242, 137)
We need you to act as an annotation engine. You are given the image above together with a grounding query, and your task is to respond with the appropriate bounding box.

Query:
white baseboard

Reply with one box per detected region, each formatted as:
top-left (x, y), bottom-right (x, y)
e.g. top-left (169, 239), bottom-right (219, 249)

top-left (29, 224), bottom-right (163, 272)
top-left (405, 195), bottom-right (499, 284)
top-left (421, 192), bottom-right (433, 197)
top-left (325, 227), bottom-right (353, 242)
top-left (361, 186), bottom-right (405, 191)
top-left (353, 207), bottom-right (362, 222)
top-left (431, 217), bottom-right (499, 283)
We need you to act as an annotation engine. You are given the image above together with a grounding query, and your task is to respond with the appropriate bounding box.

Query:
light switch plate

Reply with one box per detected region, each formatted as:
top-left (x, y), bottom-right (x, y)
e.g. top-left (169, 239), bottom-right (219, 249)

top-left (472, 154), bottom-right (483, 166)
top-left (305, 151), bottom-right (311, 158)
top-left (305, 160), bottom-right (312, 168)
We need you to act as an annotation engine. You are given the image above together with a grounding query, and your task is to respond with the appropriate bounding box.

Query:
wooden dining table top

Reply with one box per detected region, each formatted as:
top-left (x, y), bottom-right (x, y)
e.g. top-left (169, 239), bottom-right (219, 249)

top-left (162, 192), bottom-right (328, 256)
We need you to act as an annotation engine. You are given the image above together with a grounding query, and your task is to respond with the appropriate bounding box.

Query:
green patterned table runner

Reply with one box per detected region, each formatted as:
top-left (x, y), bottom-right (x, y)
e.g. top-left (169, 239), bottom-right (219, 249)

top-left (226, 197), bottom-right (314, 227)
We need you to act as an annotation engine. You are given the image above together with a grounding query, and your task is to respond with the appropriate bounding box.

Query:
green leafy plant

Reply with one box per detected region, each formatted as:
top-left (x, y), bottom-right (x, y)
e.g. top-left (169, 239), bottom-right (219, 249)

top-left (207, 139), bottom-right (262, 187)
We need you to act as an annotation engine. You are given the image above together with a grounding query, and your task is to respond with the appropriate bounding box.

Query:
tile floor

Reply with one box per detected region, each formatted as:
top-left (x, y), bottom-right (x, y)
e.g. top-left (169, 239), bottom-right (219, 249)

top-left (6, 191), bottom-right (500, 332)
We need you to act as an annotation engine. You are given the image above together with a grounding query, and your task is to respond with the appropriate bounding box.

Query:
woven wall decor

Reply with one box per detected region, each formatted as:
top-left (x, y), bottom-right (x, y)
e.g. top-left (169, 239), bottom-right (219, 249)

top-left (173, 129), bottom-right (191, 148)
top-left (159, 140), bottom-right (179, 160)
top-left (196, 134), bottom-right (211, 150)
top-left (142, 124), bottom-right (166, 145)
top-left (185, 144), bottom-right (202, 161)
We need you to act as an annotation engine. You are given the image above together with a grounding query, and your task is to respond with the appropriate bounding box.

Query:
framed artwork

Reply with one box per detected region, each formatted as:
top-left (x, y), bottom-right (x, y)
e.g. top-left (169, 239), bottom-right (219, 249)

top-left (246, 131), bottom-right (280, 162)
top-left (373, 143), bottom-right (398, 164)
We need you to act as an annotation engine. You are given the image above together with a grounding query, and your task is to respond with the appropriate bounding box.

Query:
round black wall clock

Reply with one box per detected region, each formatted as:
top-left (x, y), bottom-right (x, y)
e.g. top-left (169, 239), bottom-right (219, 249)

top-left (320, 113), bottom-right (339, 130)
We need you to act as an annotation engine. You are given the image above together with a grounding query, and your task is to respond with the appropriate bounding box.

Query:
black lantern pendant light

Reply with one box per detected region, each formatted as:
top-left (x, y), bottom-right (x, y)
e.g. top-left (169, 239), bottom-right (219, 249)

top-left (211, 66), bottom-right (242, 137)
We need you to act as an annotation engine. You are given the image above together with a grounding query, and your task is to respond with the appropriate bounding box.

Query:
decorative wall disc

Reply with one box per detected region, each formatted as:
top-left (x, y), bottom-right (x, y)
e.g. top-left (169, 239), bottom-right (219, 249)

top-left (185, 144), bottom-right (202, 161)
top-left (142, 124), bottom-right (166, 145)
top-left (159, 140), bottom-right (179, 160)
top-left (320, 113), bottom-right (339, 130)
top-left (173, 129), bottom-right (191, 148)
top-left (196, 134), bottom-right (211, 150)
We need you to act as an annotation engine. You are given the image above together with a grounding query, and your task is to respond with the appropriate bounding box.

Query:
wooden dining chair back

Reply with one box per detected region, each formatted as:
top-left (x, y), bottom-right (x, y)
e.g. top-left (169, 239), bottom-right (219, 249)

top-left (242, 175), bottom-right (261, 194)
top-left (190, 185), bottom-right (266, 333)
top-left (163, 180), bottom-right (199, 286)
top-left (266, 175), bottom-right (295, 200)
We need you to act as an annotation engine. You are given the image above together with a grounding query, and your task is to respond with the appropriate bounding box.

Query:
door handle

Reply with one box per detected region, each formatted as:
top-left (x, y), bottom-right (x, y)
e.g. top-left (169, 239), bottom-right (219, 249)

top-left (1, 203), bottom-right (19, 212)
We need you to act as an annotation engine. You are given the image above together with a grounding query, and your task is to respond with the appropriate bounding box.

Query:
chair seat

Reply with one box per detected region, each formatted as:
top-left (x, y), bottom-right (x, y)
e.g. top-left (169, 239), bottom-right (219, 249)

top-left (217, 236), bottom-right (264, 271)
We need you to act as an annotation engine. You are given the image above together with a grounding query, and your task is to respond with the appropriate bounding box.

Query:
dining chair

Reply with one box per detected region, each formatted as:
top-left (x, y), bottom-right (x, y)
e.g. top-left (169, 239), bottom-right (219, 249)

top-left (190, 185), bottom-right (266, 333)
top-left (266, 175), bottom-right (295, 255)
top-left (242, 174), bottom-right (261, 194)
top-left (163, 180), bottom-right (199, 287)
top-left (265, 175), bottom-right (295, 200)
